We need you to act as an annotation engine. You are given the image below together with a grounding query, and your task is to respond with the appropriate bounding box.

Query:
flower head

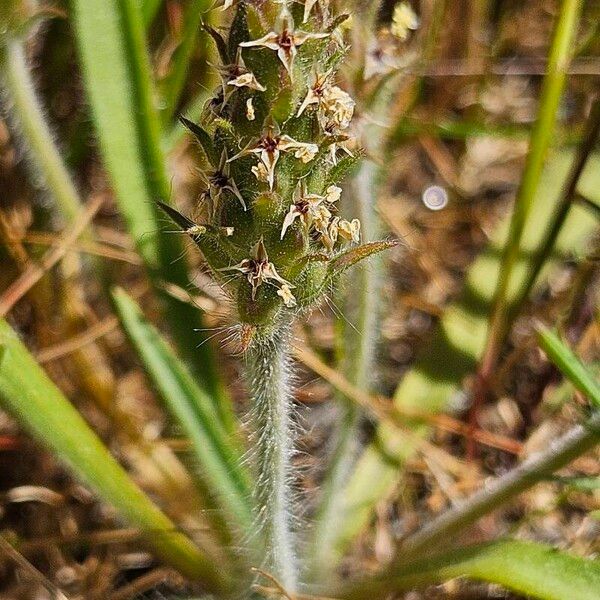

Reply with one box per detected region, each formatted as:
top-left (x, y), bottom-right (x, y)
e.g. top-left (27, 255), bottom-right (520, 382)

top-left (229, 123), bottom-right (319, 190)
top-left (391, 2), bottom-right (419, 41)
top-left (216, 50), bottom-right (265, 103)
top-left (200, 149), bottom-right (246, 212)
top-left (219, 238), bottom-right (294, 301)
top-left (280, 180), bottom-right (327, 239)
top-left (239, 6), bottom-right (328, 77)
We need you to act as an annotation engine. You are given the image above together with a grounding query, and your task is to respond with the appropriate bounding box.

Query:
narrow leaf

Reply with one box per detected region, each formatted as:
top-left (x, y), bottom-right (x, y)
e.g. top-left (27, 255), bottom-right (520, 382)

top-left (179, 115), bottom-right (219, 166)
top-left (335, 540), bottom-right (600, 600)
top-left (71, 0), bottom-right (228, 409)
top-left (537, 327), bottom-right (600, 408)
top-left (158, 0), bottom-right (211, 123)
top-left (141, 0), bottom-right (163, 29)
top-left (112, 288), bottom-right (253, 534)
top-left (329, 240), bottom-right (398, 272)
top-left (0, 320), bottom-right (226, 590)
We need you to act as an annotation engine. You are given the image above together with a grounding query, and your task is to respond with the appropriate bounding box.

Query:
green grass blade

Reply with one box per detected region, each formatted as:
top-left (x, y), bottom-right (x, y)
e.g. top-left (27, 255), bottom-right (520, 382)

top-left (0, 320), bottom-right (227, 591)
top-left (141, 0), bottom-right (164, 29)
top-left (537, 327), bottom-right (600, 409)
top-left (480, 0), bottom-right (583, 378)
top-left (158, 0), bottom-right (211, 123)
top-left (70, 0), bottom-right (228, 409)
top-left (112, 288), bottom-right (253, 534)
top-left (510, 98), bottom-right (600, 316)
top-left (334, 540), bottom-right (600, 600)
top-left (0, 38), bottom-right (81, 224)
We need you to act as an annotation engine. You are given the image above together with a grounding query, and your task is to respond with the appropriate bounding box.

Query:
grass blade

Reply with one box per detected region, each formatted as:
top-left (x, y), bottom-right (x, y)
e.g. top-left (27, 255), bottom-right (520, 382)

top-left (0, 319), bottom-right (226, 591)
top-left (537, 327), bottom-right (600, 408)
top-left (0, 38), bottom-right (81, 224)
top-left (141, 0), bottom-right (164, 29)
top-left (509, 97), bottom-right (600, 317)
top-left (112, 288), bottom-right (253, 534)
top-left (70, 0), bottom-right (228, 409)
top-left (333, 540), bottom-right (600, 600)
top-left (387, 411), bottom-right (600, 563)
top-left (158, 0), bottom-right (211, 123)
top-left (477, 0), bottom-right (583, 392)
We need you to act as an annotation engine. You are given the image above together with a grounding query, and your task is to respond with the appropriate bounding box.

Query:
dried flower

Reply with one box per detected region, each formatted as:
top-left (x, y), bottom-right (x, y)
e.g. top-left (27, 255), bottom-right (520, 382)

top-left (294, 143), bottom-right (319, 163)
top-left (246, 98), bottom-right (256, 121)
top-left (228, 71), bottom-right (266, 92)
top-left (325, 184), bottom-right (342, 203)
top-left (320, 215), bottom-right (339, 251)
top-left (280, 181), bottom-right (327, 239)
top-left (391, 2), bottom-right (419, 41)
top-left (217, 51), bottom-right (266, 103)
top-left (219, 239), bottom-right (293, 300)
top-left (319, 85), bottom-right (355, 130)
top-left (229, 123), bottom-right (319, 190)
top-left (239, 6), bottom-right (328, 77)
top-left (297, 71), bottom-right (355, 133)
top-left (338, 218), bottom-right (361, 243)
top-left (277, 284), bottom-right (297, 307)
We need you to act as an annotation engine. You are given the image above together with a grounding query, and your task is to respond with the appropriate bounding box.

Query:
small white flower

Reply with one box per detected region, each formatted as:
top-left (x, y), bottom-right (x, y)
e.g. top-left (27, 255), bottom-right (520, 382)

top-left (280, 181), bottom-right (327, 239)
top-left (239, 5), bottom-right (328, 77)
top-left (319, 85), bottom-right (355, 130)
top-left (391, 2), bottom-right (419, 41)
top-left (228, 123), bottom-right (319, 190)
top-left (219, 239), bottom-right (294, 300)
top-left (251, 162), bottom-right (269, 182)
top-left (325, 184), bottom-right (342, 203)
top-left (294, 143), bottom-right (319, 163)
top-left (338, 218), bottom-right (361, 243)
top-left (227, 71), bottom-right (266, 92)
top-left (246, 98), bottom-right (255, 121)
top-left (277, 284), bottom-right (297, 307)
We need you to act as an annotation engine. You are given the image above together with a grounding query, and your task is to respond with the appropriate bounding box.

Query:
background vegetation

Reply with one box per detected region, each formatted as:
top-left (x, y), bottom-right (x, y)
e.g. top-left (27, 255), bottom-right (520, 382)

top-left (0, 0), bottom-right (599, 598)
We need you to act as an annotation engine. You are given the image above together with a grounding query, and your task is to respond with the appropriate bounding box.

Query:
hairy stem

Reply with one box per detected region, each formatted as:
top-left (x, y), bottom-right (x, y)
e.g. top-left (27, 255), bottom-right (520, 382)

top-left (0, 39), bottom-right (82, 223)
top-left (247, 325), bottom-right (297, 592)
